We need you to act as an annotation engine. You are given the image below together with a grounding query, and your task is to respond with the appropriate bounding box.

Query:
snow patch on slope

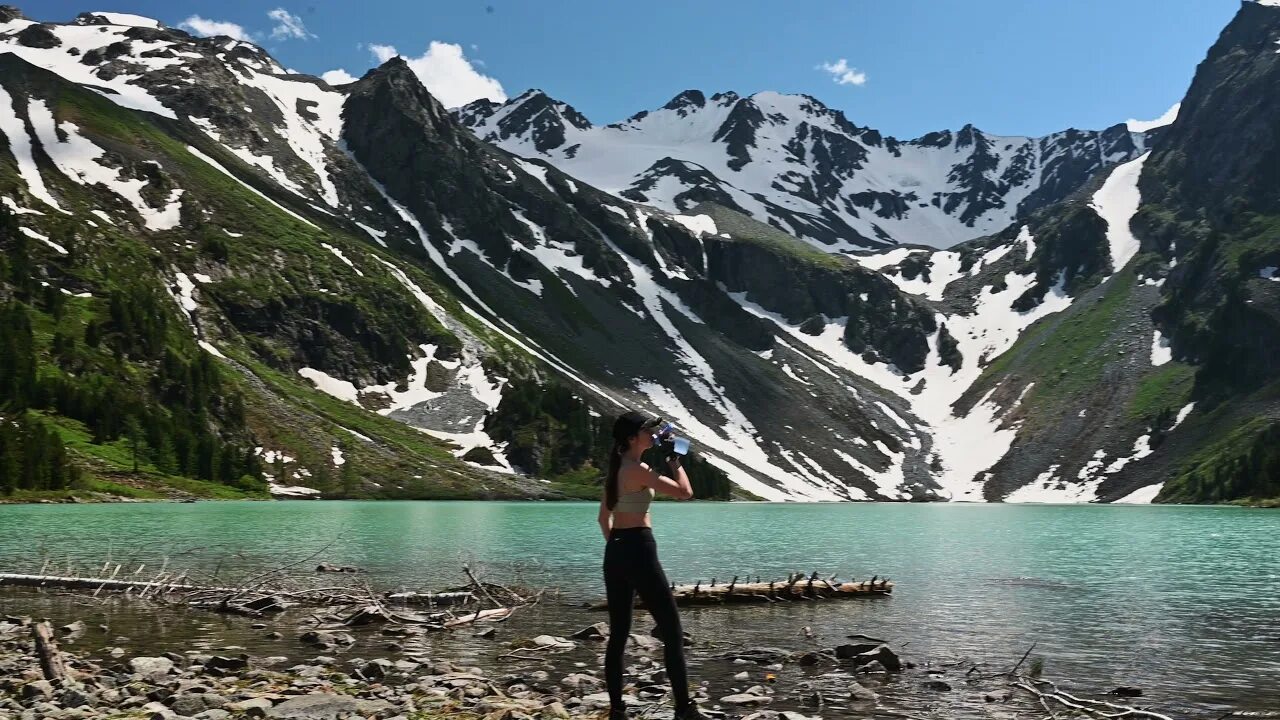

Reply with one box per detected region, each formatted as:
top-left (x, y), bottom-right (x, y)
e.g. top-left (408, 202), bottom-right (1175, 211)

top-left (86, 12), bottom-right (162, 28)
top-left (0, 21), bottom-right (179, 118)
top-left (322, 242), bottom-right (364, 276)
top-left (1150, 329), bottom-right (1173, 366)
top-left (298, 367), bottom-right (360, 403)
top-left (733, 225), bottom-right (1074, 500)
top-left (0, 84), bottom-right (65, 212)
top-left (1091, 153), bottom-right (1149, 274)
top-left (1112, 483), bottom-right (1164, 504)
top-left (1126, 103), bottom-right (1180, 133)
top-left (1003, 463), bottom-right (1103, 503)
top-left (230, 72), bottom-right (344, 206)
top-left (671, 214), bottom-right (717, 236)
top-left (510, 208), bottom-right (611, 294)
top-left (20, 226), bottom-right (67, 254)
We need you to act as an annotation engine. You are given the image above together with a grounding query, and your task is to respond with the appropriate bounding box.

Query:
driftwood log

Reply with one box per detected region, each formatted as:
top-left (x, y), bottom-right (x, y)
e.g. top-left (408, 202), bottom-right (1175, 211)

top-left (31, 622), bottom-right (66, 681)
top-left (593, 573), bottom-right (894, 609)
top-left (383, 591), bottom-right (475, 607)
top-left (0, 573), bottom-right (478, 609)
top-left (443, 607), bottom-right (513, 628)
top-left (0, 573), bottom-right (209, 593)
top-left (2, 567), bottom-right (525, 632)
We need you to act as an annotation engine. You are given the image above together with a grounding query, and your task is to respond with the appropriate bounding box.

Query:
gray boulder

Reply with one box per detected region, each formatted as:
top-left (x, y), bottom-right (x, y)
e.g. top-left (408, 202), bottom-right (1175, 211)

top-left (848, 681), bottom-right (877, 702)
top-left (20, 680), bottom-right (54, 700)
top-left (850, 645), bottom-right (902, 672)
top-left (226, 697), bottom-right (273, 715)
top-left (129, 656), bottom-right (175, 679)
top-left (570, 622), bottom-right (609, 640)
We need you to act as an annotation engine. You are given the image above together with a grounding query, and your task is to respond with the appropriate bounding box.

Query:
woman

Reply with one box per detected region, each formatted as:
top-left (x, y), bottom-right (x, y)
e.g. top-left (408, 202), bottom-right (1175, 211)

top-left (598, 411), bottom-right (706, 720)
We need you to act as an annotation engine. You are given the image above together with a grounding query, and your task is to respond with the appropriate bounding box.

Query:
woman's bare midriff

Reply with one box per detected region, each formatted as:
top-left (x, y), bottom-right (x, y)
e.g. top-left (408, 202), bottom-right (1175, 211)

top-left (611, 510), bottom-right (651, 530)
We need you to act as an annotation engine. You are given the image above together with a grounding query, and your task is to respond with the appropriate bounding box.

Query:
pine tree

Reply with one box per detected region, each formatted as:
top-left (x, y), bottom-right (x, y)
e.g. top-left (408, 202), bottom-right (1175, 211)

top-left (125, 416), bottom-right (144, 473)
top-left (0, 303), bottom-right (37, 410)
top-left (0, 417), bottom-right (19, 495)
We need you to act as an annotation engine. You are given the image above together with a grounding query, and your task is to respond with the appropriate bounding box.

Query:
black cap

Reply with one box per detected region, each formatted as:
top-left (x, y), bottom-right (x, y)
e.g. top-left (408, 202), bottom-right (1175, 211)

top-left (613, 410), bottom-right (660, 444)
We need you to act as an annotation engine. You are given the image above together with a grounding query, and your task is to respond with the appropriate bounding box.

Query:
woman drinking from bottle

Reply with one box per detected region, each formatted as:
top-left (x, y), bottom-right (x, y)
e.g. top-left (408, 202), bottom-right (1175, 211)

top-left (598, 411), bottom-right (705, 720)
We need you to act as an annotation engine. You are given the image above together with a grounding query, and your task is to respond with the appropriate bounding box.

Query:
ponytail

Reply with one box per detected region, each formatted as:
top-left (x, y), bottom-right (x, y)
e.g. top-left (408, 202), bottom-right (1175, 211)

top-left (605, 442), bottom-right (623, 510)
top-left (607, 410), bottom-right (652, 510)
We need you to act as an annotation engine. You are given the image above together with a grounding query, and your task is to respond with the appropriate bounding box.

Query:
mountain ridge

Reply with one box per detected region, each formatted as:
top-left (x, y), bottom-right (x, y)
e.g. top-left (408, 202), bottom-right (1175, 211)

top-left (457, 86), bottom-right (1151, 252)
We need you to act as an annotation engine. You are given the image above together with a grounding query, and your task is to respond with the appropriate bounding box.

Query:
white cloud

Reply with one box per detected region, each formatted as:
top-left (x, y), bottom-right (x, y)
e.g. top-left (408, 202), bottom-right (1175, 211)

top-left (818, 58), bottom-right (868, 87)
top-left (268, 7), bottom-right (313, 40)
top-left (179, 15), bottom-right (253, 42)
top-left (367, 41), bottom-right (506, 108)
top-left (321, 69), bottom-right (357, 85)
top-left (369, 44), bottom-right (397, 63)
top-left (1126, 102), bottom-right (1180, 132)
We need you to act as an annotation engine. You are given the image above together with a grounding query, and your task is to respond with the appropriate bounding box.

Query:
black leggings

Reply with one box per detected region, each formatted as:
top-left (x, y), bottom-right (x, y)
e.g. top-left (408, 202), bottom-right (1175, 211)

top-left (603, 527), bottom-right (690, 711)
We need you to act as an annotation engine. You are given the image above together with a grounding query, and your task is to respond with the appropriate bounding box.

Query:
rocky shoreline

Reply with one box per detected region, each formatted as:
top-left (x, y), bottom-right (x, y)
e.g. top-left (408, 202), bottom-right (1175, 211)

top-left (0, 609), bottom-right (1077, 720)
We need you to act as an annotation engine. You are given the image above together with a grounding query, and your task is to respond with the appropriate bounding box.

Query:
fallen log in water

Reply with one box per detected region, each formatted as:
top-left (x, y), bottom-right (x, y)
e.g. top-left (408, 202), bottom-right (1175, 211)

top-left (443, 607), bottom-right (514, 628)
top-left (593, 572), bottom-right (894, 609)
top-left (2, 569), bottom-right (522, 631)
top-left (0, 572), bottom-right (212, 593)
top-left (383, 590), bottom-right (476, 607)
top-left (2, 573), bottom-right (479, 609)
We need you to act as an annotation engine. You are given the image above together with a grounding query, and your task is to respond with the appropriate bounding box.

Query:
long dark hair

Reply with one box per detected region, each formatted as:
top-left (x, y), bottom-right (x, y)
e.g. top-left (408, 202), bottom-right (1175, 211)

top-left (606, 411), bottom-right (652, 510)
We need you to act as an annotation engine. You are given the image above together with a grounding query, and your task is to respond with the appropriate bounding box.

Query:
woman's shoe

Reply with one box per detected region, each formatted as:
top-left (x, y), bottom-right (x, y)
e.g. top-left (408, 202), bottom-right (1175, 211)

top-left (607, 707), bottom-right (628, 720)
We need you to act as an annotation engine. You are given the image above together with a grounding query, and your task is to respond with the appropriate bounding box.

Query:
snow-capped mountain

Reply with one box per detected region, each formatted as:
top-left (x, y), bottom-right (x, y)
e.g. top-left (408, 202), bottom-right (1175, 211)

top-left (1, 3), bottom-right (1276, 505)
top-left (458, 88), bottom-right (1150, 251)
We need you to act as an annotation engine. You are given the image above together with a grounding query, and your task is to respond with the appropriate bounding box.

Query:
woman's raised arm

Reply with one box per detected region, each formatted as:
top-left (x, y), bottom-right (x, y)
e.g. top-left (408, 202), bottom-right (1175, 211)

top-left (631, 458), bottom-right (694, 500)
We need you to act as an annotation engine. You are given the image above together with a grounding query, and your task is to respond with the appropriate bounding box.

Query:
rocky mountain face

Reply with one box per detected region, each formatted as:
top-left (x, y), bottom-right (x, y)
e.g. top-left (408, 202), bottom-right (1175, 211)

top-left (458, 89), bottom-right (1150, 251)
top-left (0, 3), bottom-right (1275, 504)
top-left (831, 0), bottom-right (1280, 504)
top-left (1128, 0), bottom-right (1280, 503)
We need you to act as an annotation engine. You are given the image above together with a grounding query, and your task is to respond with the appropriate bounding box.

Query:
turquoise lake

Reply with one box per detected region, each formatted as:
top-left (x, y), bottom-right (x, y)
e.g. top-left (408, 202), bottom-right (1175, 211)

top-left (0, 501), bottom-right (1277, 714)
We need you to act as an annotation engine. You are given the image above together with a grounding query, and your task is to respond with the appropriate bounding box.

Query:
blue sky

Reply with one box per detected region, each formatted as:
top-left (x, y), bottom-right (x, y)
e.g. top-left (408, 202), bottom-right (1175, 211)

top-left (36, 1), bottom-right (1242, 138)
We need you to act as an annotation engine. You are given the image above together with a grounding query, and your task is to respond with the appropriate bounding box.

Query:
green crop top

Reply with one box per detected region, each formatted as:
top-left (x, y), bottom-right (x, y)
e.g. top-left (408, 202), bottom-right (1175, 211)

top-left (613, 486), bottom-right (654, 514)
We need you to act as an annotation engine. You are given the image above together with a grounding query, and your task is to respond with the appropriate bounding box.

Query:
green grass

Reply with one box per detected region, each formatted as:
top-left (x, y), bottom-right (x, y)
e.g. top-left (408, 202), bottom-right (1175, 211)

top-left (1159, 416), bottom-right (1274, 503)
top-left (1220, 212), bottom-right (1280, 269)
top-left (1, 415), bottom-right (263, 502)
top-left (980, 268), bottom-right (1139, 409)
top-left (546, 466), bottom-right (603, 500)
top-left (41, 415), bottom-right (265, 499)
top-left (1129, 362), bottom-right (1195, 421)
top-left (229, 354), bottom-right (552, 500)
top-left (45, 415), bottom-right (141, 469)
top-left (233, 354), bottom-right (456, 463)
top-left (693, 203), bottom-right (850, 271)
top-left (80, 479), bottom-right (164, 499)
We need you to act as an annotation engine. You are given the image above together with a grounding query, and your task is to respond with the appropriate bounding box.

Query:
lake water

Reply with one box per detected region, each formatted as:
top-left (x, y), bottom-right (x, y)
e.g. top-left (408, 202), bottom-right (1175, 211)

top-left (1, 501), bottom-right (1277, 715)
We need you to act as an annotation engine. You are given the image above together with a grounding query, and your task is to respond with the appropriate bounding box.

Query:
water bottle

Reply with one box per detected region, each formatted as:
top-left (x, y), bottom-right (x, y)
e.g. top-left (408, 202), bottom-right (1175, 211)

top-left (651, 423), bottom-right (691, 456)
